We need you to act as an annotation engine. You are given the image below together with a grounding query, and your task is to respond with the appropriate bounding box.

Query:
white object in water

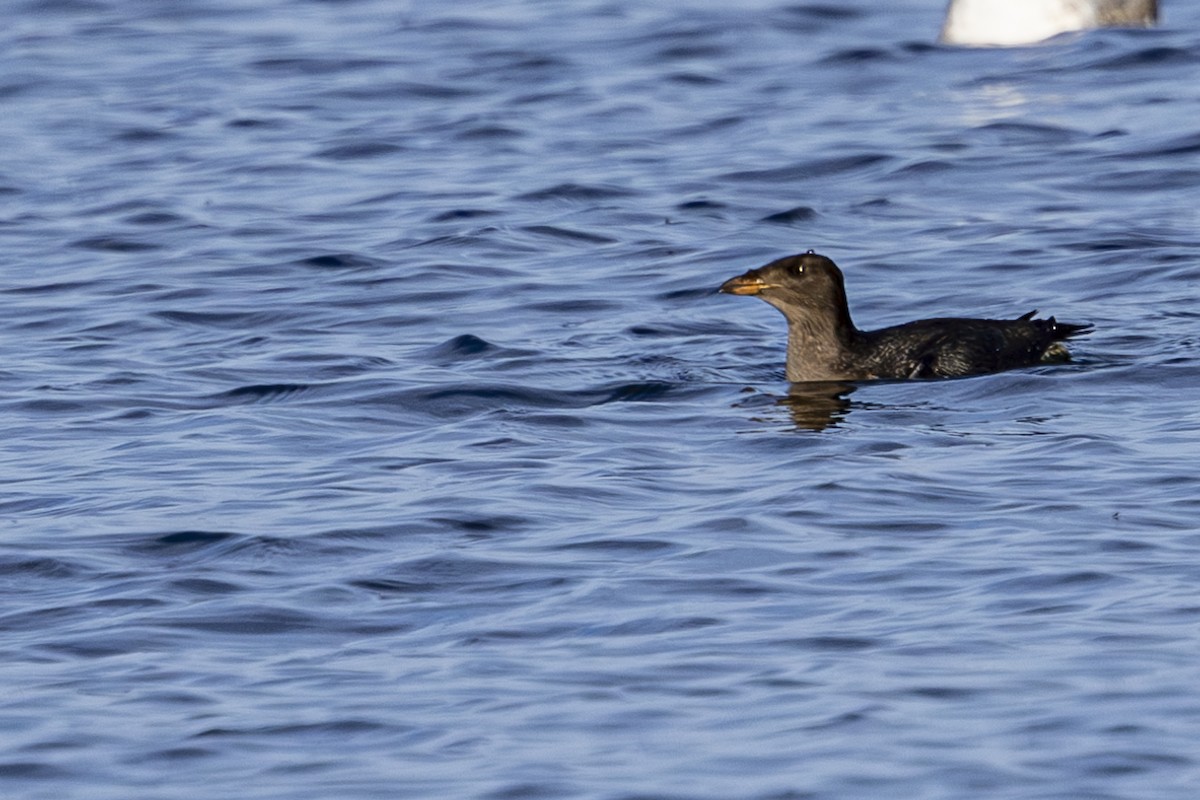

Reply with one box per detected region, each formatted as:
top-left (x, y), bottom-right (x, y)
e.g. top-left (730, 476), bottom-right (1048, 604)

top-left (940, 0), bottom-right (1158, 46)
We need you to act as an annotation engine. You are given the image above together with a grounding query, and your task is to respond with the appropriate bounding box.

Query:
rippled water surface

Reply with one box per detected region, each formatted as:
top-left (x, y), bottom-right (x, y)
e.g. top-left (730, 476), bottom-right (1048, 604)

top-left (4, 1), bottom-right (1200, 798)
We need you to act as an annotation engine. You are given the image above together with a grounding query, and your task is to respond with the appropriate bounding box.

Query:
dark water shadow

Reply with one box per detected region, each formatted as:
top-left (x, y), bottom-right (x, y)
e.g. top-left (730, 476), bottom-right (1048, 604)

top-left (732, 381), bottom-right (857, 431)
top-left (778, 381), bottom-right (857, 430)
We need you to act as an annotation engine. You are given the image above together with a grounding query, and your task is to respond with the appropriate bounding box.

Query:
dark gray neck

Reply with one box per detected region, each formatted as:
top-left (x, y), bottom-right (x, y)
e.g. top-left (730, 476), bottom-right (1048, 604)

top-left (783, 312), bottom-right (858, 382)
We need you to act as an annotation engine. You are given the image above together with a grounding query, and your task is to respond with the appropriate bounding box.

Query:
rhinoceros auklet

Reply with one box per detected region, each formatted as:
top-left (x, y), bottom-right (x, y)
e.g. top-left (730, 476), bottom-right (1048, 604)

top-left (719, 251), bottom-right (1091, 382)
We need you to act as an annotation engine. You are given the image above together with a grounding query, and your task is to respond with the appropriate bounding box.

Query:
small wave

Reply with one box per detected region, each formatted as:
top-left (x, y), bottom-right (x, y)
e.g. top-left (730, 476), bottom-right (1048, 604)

top-left (520, 225), bottom-right (618, 245)
top-left (292, 253), bottom-right (385, 270)
top-left (147, 530), bottom-right (241, 550)
top-left (515, 182), bottom-right (638, 201)
top-left (313, 142), bottom-right (405, 160)
top-left (70, 236), bottom-right (161, 252)
top-left (761, 206), bottom-right (818, 225)
top-left (374, 379), bottom-right (698, 420)
top-left (216, 383), bottom-right (312, 403)
top-left (720, 153), bottom-right (891, 183)
top-left (1086, 45), bottom-right (1198, 70)
top-left (154, 309), bottom-right (290, 329)
top-left (425, 333), bottom-right (496, 360)
top-left (820, 47), bottom-right (900, 64)
top-left (250, 56), bottom-right (391, 75)
top-left (427, 208), bottom-right (501, 222)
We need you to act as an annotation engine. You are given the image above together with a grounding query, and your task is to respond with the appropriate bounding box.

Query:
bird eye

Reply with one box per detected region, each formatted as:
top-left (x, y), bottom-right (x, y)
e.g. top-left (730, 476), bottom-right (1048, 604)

top-left (793, 262), bottom-right (805, 274)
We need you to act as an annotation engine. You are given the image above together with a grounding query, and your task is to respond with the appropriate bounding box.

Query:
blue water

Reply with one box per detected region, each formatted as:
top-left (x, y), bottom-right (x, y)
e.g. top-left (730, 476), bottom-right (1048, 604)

top-left (4, 1), bottom-right (1200, 798)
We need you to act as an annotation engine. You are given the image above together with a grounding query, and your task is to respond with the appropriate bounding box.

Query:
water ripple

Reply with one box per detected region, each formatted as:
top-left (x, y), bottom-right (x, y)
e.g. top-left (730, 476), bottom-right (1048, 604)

top-left (2, 1), bottom-right (1200, 799)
